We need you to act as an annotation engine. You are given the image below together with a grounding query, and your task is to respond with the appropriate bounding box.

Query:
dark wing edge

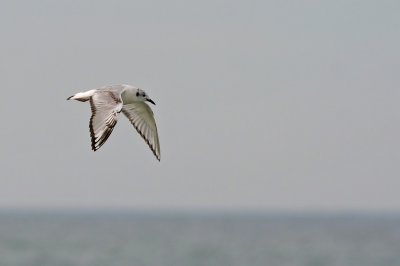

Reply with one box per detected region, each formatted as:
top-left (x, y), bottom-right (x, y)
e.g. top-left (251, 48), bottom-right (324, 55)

top-left (89, 91), bottom-right (122, 151)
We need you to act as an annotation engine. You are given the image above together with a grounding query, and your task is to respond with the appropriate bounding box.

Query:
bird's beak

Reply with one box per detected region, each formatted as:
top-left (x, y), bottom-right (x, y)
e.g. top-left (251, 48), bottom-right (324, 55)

top-left (146, 98), bottom-right (156, 105)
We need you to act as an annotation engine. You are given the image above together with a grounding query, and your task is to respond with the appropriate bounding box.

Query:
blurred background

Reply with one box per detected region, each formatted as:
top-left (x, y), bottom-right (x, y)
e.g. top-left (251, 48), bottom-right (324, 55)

top-left (0, 0), bottom-right (399, 265)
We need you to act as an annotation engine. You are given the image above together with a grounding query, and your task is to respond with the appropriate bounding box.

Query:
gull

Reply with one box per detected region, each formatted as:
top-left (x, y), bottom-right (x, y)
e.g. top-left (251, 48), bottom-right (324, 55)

top-left (67, 84), bottom-right (160, 161)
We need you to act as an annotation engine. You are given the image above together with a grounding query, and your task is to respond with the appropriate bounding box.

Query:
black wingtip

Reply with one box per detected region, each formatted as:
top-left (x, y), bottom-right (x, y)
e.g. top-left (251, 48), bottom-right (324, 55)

top-left (67, 95), bottom-right (73, 100)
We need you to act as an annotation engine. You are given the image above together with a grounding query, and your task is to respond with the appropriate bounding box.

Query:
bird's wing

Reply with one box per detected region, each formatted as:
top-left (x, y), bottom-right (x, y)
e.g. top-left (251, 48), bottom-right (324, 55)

top-left (122, 102), bottom-right (161, 161)
top-left (89, 90), bottom-right (123, 151)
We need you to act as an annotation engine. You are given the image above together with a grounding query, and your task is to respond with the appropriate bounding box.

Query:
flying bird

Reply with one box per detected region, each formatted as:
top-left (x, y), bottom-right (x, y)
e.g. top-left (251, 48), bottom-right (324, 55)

top-left (67, 84), bottom-right (160, 161)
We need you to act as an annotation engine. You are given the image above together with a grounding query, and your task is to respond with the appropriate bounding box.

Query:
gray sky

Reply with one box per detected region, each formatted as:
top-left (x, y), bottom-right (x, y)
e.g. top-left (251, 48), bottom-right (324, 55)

top-left (0, 0), bottom-right (399, 211)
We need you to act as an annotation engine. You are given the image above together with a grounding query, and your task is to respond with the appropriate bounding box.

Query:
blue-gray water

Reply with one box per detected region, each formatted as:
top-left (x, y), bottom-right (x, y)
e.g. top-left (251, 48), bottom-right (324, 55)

top-left (0, 211), bottom-right (399, 266)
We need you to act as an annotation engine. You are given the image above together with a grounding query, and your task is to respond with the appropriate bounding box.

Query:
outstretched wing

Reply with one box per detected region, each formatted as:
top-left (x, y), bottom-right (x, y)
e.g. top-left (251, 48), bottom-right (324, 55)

top-left (89, 91), bottom-right (123, 151)
top-left (122, 102), bottom-right (161, 161)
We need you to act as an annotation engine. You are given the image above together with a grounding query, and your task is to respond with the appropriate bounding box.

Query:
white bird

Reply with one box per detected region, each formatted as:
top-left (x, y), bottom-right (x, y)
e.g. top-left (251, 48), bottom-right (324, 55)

top-left (67, 84), bottom-right (160, 161)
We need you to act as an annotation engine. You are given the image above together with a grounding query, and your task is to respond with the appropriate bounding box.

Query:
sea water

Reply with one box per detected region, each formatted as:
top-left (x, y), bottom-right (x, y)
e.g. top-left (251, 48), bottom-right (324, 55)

top-left (0, 211), bottom-right (399, 266)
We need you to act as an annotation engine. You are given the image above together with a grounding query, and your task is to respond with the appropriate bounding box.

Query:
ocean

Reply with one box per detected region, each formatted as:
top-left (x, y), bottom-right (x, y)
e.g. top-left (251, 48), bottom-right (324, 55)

top-left (0, 210), bottom-right (399, 266)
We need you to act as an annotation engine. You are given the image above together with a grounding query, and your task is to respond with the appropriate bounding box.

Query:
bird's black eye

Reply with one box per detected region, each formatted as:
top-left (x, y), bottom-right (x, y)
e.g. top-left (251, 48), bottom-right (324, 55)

top-left (136, 92), bottom-right (139, 97)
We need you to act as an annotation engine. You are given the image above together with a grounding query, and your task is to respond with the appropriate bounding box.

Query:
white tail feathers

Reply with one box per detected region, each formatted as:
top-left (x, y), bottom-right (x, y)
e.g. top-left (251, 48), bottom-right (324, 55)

top-left (67, 90), bottom-right (96, 102)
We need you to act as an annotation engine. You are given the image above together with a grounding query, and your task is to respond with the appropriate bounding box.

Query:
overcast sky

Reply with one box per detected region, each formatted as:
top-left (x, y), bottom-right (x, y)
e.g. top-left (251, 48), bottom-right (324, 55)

top-left (0, 0), bottom-right (399, 211)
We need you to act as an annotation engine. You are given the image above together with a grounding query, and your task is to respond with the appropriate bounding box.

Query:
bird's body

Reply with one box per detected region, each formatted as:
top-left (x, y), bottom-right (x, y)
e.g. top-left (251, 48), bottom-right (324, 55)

top-left (67, 84), bottom-right (160, 161)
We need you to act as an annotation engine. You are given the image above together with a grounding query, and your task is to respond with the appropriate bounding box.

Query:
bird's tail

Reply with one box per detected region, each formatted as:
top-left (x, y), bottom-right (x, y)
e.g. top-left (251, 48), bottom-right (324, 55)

top-left (67, 89), bottom-right (96, 102)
